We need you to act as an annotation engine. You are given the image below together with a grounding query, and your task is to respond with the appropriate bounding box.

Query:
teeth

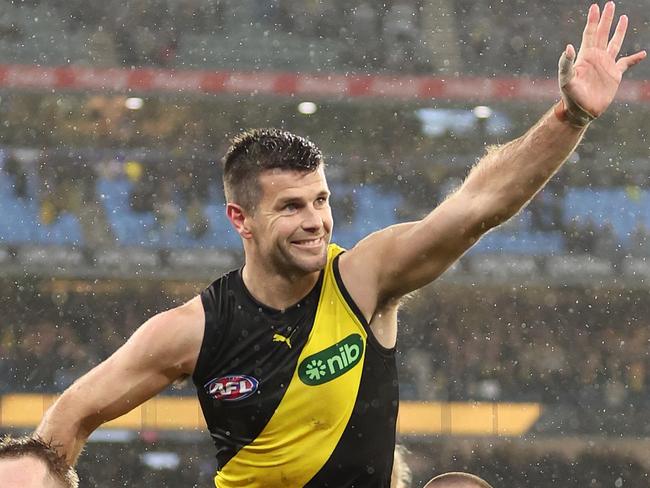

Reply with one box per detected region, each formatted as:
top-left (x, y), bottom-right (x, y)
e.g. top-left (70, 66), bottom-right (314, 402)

top-left (294, 238), bottom-right (321, 246)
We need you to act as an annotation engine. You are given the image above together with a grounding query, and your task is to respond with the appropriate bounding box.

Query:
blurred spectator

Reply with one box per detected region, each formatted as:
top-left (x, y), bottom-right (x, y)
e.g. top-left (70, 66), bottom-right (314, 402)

top-left (87, 28), bottom-right (119, 67)
top-left (382, 0), bottom-right (419, 70)
top-left (186, 195), bottom-right (209, 238)
top-left (343, 2), bottom-right (379, 67)
top-left (38, 155), bottom-right (95, 225)
top-left (629, 218), bottom-right (650, 257)
top-left (153, 182), bottom-right (181, 233)
top-left (593, 221), bottom-right (620, 259)
top-left (0, 10), bottom-right (23, 41)
top-left (529, 184), bottom-right (565, 232)
top-left (156, 35), bottom-right (178, 67)
top-left (2, 151), bottom-right (28, 199)
top-left (566, 217), bottom-right (597, 254)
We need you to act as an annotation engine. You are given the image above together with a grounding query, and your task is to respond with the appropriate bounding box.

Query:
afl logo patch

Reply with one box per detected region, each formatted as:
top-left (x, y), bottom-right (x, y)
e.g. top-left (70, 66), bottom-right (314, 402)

top-left (205, 375), bottom-right (259, 401)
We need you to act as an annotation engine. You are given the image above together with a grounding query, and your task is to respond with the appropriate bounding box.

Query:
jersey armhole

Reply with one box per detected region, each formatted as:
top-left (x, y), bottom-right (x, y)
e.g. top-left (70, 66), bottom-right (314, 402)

top-left (332, 253), bottom-right (395, 357)
top-left (191, 286), bottom-right (216, 384)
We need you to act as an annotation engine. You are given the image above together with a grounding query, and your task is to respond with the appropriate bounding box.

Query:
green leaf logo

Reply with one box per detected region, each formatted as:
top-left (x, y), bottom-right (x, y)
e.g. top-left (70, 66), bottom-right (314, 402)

top-left (298, 334), bottom-right (364, 386)
top-left (305, 359), bottom-right (327, 381)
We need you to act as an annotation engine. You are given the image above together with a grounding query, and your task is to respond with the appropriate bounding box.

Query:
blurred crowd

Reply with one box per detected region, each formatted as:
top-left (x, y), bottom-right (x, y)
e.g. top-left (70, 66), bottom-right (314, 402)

top-left (4, 152), bottom-right (650, 257)
top-left (397, 285), bottom-right (650, 435)
top-left (1, 146), bottom-right (221, 246)
top-left (74, 439), bottom-right (215, 487)
top-left (454, 0), bottom-right (649, 78)
top-left (3, 279), bottom-right (650, 435)
top-left (3, 0), bottom-right (650, 77)
top-left (1, 89), bottom-right (648, 179)
top-left (413, 442), bottom-right (648, 488)
top-left (37, 436), bottom-right (650, 486)
top-left (5, 139), bottom-right (650, 257)
top-left (0, 283), bottom-right (175, 395)
top-left (1, 0), bottom-right (432, 73)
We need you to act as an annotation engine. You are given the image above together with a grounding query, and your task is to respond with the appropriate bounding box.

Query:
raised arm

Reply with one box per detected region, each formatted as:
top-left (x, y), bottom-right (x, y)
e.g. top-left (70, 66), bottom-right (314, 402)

top-left (341, 2), bottom-right (645, 313)
top-left (34, 296), bottom-right (204, 466)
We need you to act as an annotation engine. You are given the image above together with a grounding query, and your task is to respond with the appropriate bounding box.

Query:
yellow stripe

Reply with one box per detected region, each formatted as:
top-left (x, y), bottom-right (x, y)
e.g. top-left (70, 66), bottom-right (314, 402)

top-left (215, 244), bottom-right (367, 487)
top-left (0, 395), bottom-right (540, 436)
top-left (398, 401), bottom-right (542, 436)
top-left (0, 394), bottom-right (205, 430)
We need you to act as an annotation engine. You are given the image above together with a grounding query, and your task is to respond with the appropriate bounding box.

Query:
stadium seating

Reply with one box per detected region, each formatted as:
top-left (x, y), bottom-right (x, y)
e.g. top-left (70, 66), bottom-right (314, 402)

top-left (563, 188), bottom-right (650, 244)
top-left (0, 172), bottom-right (83, 246)
top-left (98, 177), bottom-right (158, 247)
top-left (5, 166), bottom-right (650, 254)
top-left (176, 31), bottom-right (344, 72)
top-left (4, 3), bottom-right (650, 486)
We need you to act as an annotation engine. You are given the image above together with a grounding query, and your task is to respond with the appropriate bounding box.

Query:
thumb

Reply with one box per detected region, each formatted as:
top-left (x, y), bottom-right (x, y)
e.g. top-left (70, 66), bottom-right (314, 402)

top-left (558, 45), bottom-right (575, 89)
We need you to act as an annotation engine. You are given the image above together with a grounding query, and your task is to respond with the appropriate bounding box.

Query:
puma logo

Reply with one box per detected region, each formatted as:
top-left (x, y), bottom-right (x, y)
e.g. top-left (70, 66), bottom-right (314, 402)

top-left (273, 331), bottom-right (295, 349)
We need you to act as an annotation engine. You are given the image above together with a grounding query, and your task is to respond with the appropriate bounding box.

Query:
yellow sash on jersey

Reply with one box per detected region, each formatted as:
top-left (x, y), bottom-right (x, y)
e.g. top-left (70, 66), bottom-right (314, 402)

top-left (215, 244), bottom-right (367, 487)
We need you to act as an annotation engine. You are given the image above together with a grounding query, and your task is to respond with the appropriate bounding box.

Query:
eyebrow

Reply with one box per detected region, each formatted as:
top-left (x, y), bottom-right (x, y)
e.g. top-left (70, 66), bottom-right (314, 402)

top-left (277, 190), bottom-right (330, 204)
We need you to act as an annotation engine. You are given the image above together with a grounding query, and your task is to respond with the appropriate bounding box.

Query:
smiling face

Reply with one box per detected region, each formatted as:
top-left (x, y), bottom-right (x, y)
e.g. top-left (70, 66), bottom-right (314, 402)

top-left (232, 166), bottom-right (333, 276)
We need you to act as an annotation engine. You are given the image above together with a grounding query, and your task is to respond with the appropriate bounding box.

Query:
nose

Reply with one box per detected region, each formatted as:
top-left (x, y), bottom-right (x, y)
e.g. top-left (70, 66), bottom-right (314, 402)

top-left (301, 205), bottom-right (323, 232)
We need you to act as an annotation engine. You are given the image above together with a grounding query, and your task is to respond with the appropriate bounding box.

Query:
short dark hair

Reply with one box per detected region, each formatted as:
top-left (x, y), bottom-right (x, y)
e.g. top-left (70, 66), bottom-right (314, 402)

top-left (0, 435), bottom-right (79, 488)
top-left (222, 128), bottom-right (323, 211)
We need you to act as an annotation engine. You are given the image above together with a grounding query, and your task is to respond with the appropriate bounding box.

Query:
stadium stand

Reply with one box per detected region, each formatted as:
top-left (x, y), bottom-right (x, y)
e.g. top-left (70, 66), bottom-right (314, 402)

top-left (65, 438), bottom-right (649, 487)
top-left (3, 0), bottom-right (648, 77)
top-left (3, 1), bottom-right (650, 486)
top-left (4, 275), bottom-right (650, 423)
top-left (5, 147), bottom-right (650, 256)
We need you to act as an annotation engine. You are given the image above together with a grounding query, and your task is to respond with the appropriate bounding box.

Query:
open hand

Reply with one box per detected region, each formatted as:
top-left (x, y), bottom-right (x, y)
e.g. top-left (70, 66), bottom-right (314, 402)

top-left (561, 2), bottom-right (646, 118)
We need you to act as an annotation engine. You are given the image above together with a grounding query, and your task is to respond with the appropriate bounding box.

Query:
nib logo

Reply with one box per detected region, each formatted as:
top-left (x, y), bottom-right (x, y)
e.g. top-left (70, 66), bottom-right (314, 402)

top-left (298, 334), bottom-right (364, 386)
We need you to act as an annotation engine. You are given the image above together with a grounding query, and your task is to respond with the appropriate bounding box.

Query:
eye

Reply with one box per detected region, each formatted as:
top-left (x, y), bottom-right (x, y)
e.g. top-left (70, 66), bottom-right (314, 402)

top-left (315, 196), bottom-right (328, 207)
top-left (283, 203), bottom-right (298, 212)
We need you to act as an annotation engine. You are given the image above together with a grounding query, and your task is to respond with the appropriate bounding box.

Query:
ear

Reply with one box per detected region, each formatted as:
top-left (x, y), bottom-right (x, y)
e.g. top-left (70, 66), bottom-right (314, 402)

top-left (226, 203), bottom-right (253, 239)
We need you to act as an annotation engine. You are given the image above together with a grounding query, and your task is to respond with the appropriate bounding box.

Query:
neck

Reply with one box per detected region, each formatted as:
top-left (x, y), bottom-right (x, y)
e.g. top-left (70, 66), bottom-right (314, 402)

top-left (241, 256), bottom-right (321, 311)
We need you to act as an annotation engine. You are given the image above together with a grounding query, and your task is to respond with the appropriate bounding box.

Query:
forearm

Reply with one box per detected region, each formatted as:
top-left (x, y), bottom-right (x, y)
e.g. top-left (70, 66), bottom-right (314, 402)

top-left (33, 302), bottom-right (203, 466)
top-left (459, 105), bottom-right (585, 228)
top-left (35, 366), bottom-right (173, 466)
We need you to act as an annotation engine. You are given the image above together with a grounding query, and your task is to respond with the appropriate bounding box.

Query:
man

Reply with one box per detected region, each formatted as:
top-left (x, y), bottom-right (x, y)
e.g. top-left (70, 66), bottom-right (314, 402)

top-left (0, 437), bottom-right (78, 488)
top-left (4, 2), bottom-right (645, 486)
top-left (424, 472), bottom-right (493, 488)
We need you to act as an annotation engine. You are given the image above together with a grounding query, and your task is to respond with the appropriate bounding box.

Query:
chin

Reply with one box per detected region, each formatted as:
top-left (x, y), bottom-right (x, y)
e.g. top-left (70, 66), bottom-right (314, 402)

top-left (289, 247), bottom-right (328, 274)
top-left (272, 239), bottom-right (329, 275)
top-left (295, 253), bottom-right (328, 274)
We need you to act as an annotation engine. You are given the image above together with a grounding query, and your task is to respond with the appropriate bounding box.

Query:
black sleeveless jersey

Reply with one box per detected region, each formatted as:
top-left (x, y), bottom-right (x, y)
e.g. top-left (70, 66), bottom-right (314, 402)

top-left (192, 244), bottom-right (399, 487)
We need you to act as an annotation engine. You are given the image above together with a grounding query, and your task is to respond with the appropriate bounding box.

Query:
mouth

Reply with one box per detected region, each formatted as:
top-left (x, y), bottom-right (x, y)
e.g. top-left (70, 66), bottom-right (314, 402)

top-left (291, 237), bottom-right (325, 249)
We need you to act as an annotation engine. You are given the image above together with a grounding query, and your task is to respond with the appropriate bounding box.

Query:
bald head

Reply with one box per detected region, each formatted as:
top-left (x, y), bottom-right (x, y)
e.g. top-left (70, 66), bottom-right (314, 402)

top-left (0, 455), bottom-right (65, 488)
top-left (424, 472), bottom-right (494, 488)
top-left (0, 436), bottom-right (78, 488)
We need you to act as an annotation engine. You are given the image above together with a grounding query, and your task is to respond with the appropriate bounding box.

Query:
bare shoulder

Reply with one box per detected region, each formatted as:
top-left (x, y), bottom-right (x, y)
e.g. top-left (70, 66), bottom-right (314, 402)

top-left (167, 295), bottom-right (205, 328)
top-left (337, 222), bottom-right (417, 320)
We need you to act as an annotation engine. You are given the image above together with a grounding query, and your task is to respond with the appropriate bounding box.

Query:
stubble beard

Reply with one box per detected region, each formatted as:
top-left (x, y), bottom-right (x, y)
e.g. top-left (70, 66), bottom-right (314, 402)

top-left (272, 238), bottom-right (329, 277)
